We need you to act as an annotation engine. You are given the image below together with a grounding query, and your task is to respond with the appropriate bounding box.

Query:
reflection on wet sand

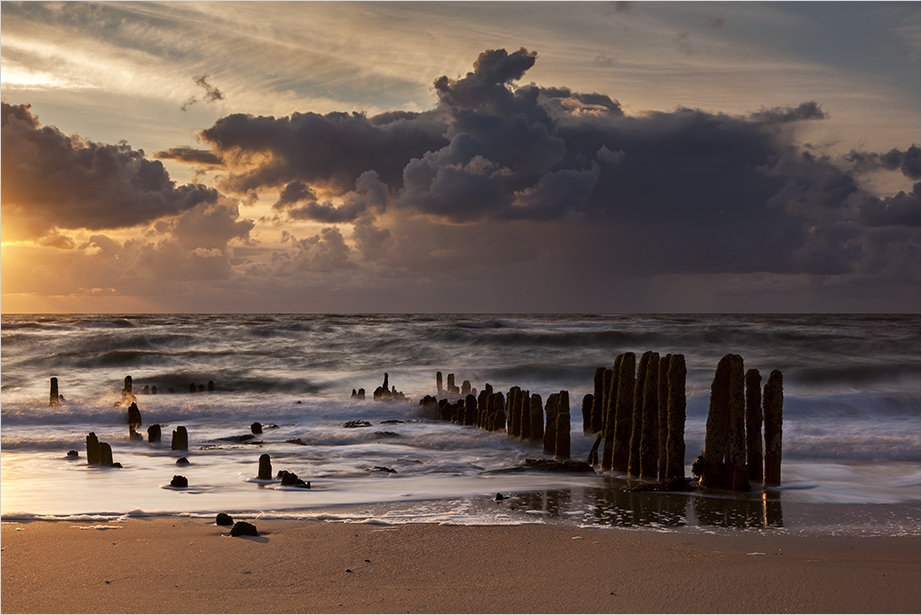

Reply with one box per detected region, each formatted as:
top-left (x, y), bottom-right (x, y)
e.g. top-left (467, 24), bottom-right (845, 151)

top-left (505, 481), bottom-right (784, 530)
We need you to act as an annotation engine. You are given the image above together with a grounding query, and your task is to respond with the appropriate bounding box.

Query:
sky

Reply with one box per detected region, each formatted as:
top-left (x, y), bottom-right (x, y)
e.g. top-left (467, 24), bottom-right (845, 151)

top-left (1, 1), bottom-right (919, 313)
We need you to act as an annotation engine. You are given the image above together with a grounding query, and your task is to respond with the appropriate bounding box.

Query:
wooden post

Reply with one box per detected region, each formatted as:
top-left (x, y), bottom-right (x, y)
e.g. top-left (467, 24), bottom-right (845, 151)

top-left (464, 394), bottom-right (477, 426)
top-left (657, 355), bottom-right (671, 481)
top-left (529, 393), bottom-right (543, 442)
top-left (258, 453), bottom-right (272, 480)
top-left (171, 426), bottom-right (188, 451)
top-left (601, 362), bottom-right (618, 471)
top-left (728, 355), bottom-right (749, 491)
top-left (665, 354), bottom-right (687, 481)
top-left (98, 442), bottom-right (114, 467)
top-left (543, 394), bottom-right (558, 454)
top-left (745, 369), bottom-right (764, 484)
top-left (86, 432), bottom-right (100, 466)
top-left (612, 352), bottom-right (635, 473)
top-left (50, 377), bottom-right (60, 406)
top-left (147, 424), bottom-right (162, 444)
top-left (555, 390), bottom-right (571, 459)
top-left (436, 371), bottom-right (443, 395)
top-left (697, 354), bottom-right (732, 489)
top-left (763, 370), bottom-right (783, 486)
top-left (628, 351), bottom-right (652, 477)
top-left (491, 392), bottom-right (506, 433)
top-left (639, 352), bottom-right (660, 479)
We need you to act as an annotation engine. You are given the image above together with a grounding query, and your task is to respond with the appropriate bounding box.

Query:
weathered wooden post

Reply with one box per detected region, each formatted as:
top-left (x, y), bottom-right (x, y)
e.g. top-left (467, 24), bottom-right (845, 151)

top-left (639, 353), bottom-right (660, 479)
top-left (447, 373), bottom-right (455, 394)
top-left (728, 356), bottom-right (749, 491)
top-left (665, 354), bottom-right (687, 482)
top-left (50, 377), bottom-right (60, 406)
top-left (491, 392), bottom-right (506, 433)
top-left (518, 390), bottom-right (531, 440)
top-left (507, 387), bottom-right (521, 437)
top-left (124, 375), bottom-right (133, 398)
top-left (628, 351), bottom-right (653, 476)
top-left (464, 394), bottom-right (477, 426)
top-left (461, 380), bottom-right (472, 396)
top-left (657, 355), bottom-right (671, 481)
top-left (555, 390), bottom-right (571, 459)
top-left (543, 394), bottom-right (559, 455)
top-left (127, 402), bottom-right (142, 430)
top-left (529, 393), bottom-right (544, 442)
top-left (763, 370), bottom-right (783, 486)
top-left (436, 371), bottom-right (443, 395)
top-left (171, 426), bottom-right (188, 451)
top-left (612, 352), bottom-right (635, 473)
top-left (601, 360), bottom-right (619, 471)
top-left (98, 442), bottom-right (114, 466)
top-left (258, 453), bottom-right (272, 480)
top-left (745, 369), bottom-right (764, 483)
top-left (147, 424), bottom-right (162, 444)
top-left (86, 432), bottom-right (100, 466)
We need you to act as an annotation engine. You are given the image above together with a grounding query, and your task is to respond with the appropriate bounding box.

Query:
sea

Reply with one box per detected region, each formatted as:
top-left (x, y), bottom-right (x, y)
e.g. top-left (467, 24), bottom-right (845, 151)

top-left (1, 313), bottom-right (919, 536)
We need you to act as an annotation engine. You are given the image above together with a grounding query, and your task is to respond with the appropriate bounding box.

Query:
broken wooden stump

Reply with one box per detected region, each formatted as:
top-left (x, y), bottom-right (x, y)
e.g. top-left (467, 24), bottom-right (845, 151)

top-left (258, 453), bottom-right (272, 480)
top-left (50, 377), bottom-right (60, 406)
top-left (171, 426), bottom-right (188, 451)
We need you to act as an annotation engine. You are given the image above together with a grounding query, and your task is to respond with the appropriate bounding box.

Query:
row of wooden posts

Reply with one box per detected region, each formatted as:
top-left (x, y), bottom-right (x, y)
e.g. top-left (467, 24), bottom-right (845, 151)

top-left (427, 352), bottom-right (782, 491)
top-left (423, 372), bottom-right (573, 459)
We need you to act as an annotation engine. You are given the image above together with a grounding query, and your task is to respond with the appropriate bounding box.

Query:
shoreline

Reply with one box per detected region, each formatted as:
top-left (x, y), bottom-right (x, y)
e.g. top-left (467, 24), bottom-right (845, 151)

top-left (3, 517), bottom-right (920, 614)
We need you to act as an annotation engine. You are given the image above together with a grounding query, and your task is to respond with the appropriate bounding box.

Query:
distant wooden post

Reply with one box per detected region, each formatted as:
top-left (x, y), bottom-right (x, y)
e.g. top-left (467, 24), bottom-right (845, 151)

top-left (763, 370), bottom-right (784, 486)
top-left (171, 426), bottom-right (188, 451)
top-left (745, 369), bottom-right (764, 483)
top-left (464, 394), bottom-right (477, 426)
top-left (50, 377), bottom-right (60, 406)
top-left (86, 432), bottom-right (100, 466)
top-left (447, 373), bottom-right (455, 394)
top-left (436, 371), bottom-right (443, 395)
top-left (258, 453), bottom-right (272, 480)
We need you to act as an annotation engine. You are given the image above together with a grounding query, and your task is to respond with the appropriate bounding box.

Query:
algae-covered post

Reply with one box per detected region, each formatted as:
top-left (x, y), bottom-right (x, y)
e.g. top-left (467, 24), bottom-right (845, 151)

top-left (763, 370), bottom-right (783, 486)
top-left (50, 377), bottom-right (60, 406)
top-left (745, 369), bottom-right (764, 484)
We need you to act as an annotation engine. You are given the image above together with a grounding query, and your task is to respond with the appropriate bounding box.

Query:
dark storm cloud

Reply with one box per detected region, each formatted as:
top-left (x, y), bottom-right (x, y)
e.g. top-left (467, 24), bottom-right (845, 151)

top-left (1, 103), bottom-right (218, 239)
top-left (199, 109), bottom-right (448, 193)
top-left (182, 47), bottom-right (917, 281)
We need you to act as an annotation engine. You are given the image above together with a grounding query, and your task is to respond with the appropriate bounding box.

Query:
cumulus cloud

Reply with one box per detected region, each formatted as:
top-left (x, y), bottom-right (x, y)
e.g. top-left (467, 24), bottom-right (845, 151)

top-left (1, 102), bottom-right (218, 240)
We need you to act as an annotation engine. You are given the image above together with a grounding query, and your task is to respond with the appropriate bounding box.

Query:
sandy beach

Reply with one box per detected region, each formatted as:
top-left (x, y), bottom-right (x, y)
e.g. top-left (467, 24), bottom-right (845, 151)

top-left (1, 516), bottom-right (918, 614)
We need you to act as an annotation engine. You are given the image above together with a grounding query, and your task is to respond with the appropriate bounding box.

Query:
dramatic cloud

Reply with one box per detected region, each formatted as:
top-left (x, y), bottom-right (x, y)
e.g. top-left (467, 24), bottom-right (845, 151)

top-left (1, 103), bottom-right (218, 240)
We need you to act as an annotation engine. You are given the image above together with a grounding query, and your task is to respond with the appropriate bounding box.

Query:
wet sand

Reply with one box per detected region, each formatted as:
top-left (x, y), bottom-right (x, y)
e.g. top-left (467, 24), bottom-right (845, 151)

top-left (1, 517), bottom-right (918, 613)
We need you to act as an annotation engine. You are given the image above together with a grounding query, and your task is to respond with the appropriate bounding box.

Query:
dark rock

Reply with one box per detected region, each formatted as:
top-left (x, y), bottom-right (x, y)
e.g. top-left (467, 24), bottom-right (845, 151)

top-left (129, 428), bottom-right (144, 441)
top-left (110, 462), bottom-right (122, 468)
top-left (176, 457), bottom-right (190, 465)
top-left (230, 521), bottom-right (258, 537)
top-left (251, 422), bottom-right (263, 434)
top-left (208, 380), bottom-right (214, 392)
top-left (170, 475), bottom-right (188, 488)
top-left (368, 466), bottom-right (397, 473)
top-left (493, 493), bottom-right (505, 501)
top-left (380, 419), bottom-right (405, 425)
top-left (190, 383), bottom-right (197, 393)
top-left (373, 431), bottom-right (400, 438)
top-left (491, 458), bottom-right (596, 474)
top-left (216, 513), bottom-right (234, 526)
top-left (66, 450), bottom-right (79, 458)
top-left (343, 420), bottom-right (372, 428)
top-left (278, 470), bottom-right (310, 488)
top-left (286, 438), bottom-right (307, 445)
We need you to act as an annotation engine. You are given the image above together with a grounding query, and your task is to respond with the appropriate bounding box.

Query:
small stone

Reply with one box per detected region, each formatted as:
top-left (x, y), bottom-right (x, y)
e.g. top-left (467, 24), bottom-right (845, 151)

top-left (343, 420), bottom-right (372, 428)
top-left (215, 513), bottom-right (234, 526)
top-left (230, 521), bottom-right (258, 537)
top-left (175, 457), bottom-right (190, 465)
top-left (493, 493), bottom-right (505, 501)
top-left (170, 475), bottom-right (188, 488)
top-left (66, 450), bottom-right (79, 458)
